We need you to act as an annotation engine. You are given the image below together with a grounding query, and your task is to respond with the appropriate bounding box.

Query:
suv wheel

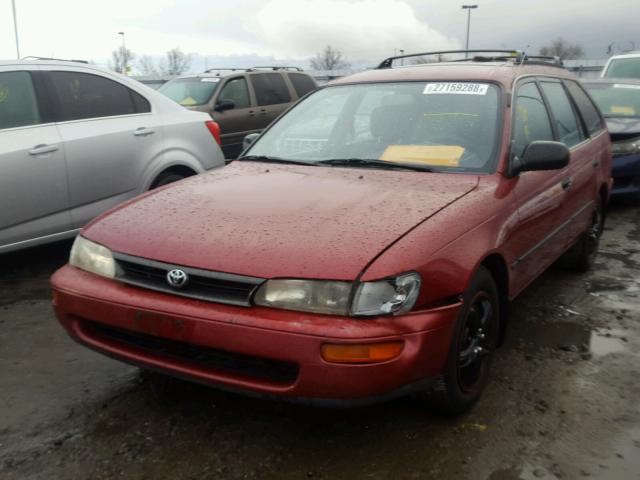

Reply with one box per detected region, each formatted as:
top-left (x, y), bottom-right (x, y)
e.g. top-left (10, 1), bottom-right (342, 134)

top-left (430, 266), bottom-right (499, 415)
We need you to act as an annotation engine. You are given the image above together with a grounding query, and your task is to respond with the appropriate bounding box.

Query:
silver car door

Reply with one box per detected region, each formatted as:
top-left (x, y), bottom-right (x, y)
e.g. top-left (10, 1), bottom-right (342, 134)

top-left (0, 68), bottom-right (71, 252)
top-left (46, 69), bottom-right (162, 228)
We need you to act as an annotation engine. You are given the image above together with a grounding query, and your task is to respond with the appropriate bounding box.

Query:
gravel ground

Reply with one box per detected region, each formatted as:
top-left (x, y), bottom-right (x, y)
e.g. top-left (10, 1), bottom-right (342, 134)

top-left (0, 205), bottom-right (638, 480)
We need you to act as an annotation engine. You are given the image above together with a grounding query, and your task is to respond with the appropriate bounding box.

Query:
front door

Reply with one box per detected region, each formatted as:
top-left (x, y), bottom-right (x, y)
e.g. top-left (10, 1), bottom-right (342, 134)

top-left (508, 80), bottom-right (570, 294)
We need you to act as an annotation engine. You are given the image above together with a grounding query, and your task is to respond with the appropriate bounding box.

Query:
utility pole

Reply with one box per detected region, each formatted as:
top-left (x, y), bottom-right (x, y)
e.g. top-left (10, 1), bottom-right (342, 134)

top-left (12, 0), bottom-right (20, 59)
top-left (462, 4), bottom-right (478, 58)
top-left (118, 31), bottom-right (127, 75)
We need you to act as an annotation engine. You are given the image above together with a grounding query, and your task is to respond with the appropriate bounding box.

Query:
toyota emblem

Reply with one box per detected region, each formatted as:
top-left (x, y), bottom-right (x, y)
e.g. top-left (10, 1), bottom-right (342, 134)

top-left (166, 269), bottom-right (188, 288)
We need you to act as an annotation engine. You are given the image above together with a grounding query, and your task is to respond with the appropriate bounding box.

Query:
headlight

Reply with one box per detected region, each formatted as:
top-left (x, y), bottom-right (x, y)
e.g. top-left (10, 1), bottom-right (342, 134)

top-left (253, 279), bottom-right (352, 315)
top-left (612, 136), bottom-right (640, 156)
top-left (351, 272), bottom-right (421, 316)
top-left (69, 236), bottom-right (116, 278)
top-left (252, 272), bottom-right (421, 317)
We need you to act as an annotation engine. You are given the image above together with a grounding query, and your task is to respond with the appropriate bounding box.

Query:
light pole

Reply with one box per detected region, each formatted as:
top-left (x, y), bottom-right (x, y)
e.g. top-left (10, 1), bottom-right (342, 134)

top-left (11, 0), bottom-right (20, 59)
top-left (462, 4), bottom-right (478, 58)
top-left (118, 31), bottom-right (127, 75)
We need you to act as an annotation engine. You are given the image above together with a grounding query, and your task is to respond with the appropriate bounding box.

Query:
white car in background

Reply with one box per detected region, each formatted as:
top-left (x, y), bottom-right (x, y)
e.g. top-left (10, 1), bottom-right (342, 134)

top-left (601, 52), bottom-right (640, 79)
top-left (0, 59), bottom-right (225, 254)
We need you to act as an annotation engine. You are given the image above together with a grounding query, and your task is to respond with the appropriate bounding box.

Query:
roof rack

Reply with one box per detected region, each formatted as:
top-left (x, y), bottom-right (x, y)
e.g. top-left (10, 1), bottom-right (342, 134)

top-left (21, 56), bottom-right (89, 64)
top-left (203, 66), bottom-right (303, 75)
top-left (376, 50), bottom-right (564, 69)
top-left (249, 66), bottom-right (303, 71)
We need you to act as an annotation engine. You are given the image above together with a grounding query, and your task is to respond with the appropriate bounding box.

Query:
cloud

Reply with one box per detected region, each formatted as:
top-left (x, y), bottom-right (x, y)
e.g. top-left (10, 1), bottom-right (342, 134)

top-left (254, 0), bottom-right (460, 61)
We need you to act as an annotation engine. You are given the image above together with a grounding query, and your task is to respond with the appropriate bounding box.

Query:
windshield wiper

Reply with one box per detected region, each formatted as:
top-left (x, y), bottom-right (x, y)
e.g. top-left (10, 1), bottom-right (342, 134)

top-left (317, 158), bottom-right (439, 172)
top-left (237, 155), bottom-right (316, 166)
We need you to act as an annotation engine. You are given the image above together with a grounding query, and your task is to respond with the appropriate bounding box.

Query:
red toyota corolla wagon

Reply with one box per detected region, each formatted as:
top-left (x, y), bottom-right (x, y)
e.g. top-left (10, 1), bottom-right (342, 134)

top-left (51, 51), bottom-right (612, 413)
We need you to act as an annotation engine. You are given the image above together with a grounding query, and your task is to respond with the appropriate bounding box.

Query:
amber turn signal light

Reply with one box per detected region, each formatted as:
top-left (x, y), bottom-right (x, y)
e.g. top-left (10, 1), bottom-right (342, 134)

top-left (321, 341), bottom-right (404, 364)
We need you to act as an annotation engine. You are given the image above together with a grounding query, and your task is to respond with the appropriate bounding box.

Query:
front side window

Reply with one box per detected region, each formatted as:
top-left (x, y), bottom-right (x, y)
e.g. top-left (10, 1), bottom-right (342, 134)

top-left (246, 82), bottom-right (502, 172)
top-left (540, 81), bottom-right (584, 148)
top-left (158, 77), bottom-right (219, 106)
top-left (0, 71), bottom-right (41, 130)
top-left (512, 82), bottom-right (554, 159)
top-left (49, 71), bottom-right (143, 121)
top-left (218, 77), bottom-right (251, 109)
top-left (250, 73), bottom-right (291, 106)
top-left (583, 82), bottom-right (640, 119)
top-left (603, 58), bottom-right (640, 79)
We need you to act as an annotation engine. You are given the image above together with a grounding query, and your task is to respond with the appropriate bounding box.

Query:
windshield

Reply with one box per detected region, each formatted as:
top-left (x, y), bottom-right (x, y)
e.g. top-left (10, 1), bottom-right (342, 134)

top-left (244, 82), bottom-right (502, 173)
top-left (584, 82), bottom-right (640, 118)
top-left (603, 58), bottom-right (640, 79)
top-left (158, 77), bottom-right (220, 106)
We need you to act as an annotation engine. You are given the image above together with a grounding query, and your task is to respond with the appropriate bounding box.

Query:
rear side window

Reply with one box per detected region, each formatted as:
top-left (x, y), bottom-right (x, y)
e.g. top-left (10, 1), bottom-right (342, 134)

top-left (512, 82), bottom-right (554, 159)
top-left (539, 81), bottom-right (584, 148)
top-left (288, 73), bottom-right (316, 98)
top-left (0, 71), bottom-right (41, 130)
top-left (49, 71), bottom-right (146, 121)
top-left (250, 73), bottom-right (291, 106)
top-left (564, 81), bottom-right (604, 135)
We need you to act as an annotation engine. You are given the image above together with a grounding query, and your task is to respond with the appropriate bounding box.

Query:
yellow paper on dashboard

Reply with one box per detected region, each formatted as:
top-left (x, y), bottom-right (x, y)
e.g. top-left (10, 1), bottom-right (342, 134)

top-left (379, 145), bottom-right (465, 166)
top-left (610, 105), bottom-right (635, 116)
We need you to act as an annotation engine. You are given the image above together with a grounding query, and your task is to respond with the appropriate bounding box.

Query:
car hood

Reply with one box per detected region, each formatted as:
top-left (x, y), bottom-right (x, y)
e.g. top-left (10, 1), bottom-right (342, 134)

top-left (606, 117), bottom-right (640, 136)
top-left (83, 162), bottom-right (479, 280)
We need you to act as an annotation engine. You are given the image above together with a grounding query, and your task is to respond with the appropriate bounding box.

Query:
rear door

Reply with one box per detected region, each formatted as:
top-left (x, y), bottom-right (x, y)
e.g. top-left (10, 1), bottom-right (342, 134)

top-left (45, 69), bottom-right (161, 228)
top-left (0, 68), bottom-right (70, 250)
top-left (538, 79), bottom-right (594, 247)
top-left (509, 79), bottom-right (571, 293)
top-left (249, 72), bottom-right (292, 126)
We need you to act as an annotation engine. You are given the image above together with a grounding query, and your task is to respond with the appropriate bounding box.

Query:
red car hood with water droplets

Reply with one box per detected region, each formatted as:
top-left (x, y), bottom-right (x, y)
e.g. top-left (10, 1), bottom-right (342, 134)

top-left (83, 161), bottom-right (479, 280)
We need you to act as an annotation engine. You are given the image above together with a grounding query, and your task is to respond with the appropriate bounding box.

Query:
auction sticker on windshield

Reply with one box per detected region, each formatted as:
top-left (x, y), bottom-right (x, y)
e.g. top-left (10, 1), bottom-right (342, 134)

top-left (424, 83), bottom-right (489, 95)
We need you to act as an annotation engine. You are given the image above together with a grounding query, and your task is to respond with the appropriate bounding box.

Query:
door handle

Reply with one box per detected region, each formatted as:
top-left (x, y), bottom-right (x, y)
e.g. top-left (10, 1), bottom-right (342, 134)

top-left (561, 176), bottom-right (574, 191)
top-left (28, 144), bottom-right (59, 156)
top-left (248, 110), bottom-right (256, 117)
top-left (592, 160), bottom-right (600, 168)
top-left (133, 127), bottom-right (155, 137)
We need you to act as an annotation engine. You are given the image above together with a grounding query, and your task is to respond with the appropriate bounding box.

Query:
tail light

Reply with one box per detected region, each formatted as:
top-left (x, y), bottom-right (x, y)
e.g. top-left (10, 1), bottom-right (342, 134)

top-left (205, 120), bottom-right (222, 146)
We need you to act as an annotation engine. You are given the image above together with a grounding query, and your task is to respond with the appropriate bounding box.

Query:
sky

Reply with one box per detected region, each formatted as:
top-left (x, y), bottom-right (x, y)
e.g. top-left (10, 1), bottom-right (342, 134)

top-left (1, 0), bottom-right (638, 72)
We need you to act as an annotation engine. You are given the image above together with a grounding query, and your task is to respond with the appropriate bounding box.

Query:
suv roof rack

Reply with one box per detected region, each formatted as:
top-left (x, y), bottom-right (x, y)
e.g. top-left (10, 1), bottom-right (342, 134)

top-left (203, 66), bottom-right (303, 75)
top-left (376, 50), bottom-right (564, 69)
top-left (22, 56), bottom-right (89, 64)
top-left (249, 66), bottom-right (303, 71)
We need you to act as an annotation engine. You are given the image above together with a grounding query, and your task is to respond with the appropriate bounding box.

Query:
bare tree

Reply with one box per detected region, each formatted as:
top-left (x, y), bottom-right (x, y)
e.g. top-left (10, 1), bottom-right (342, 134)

top-left (539, 38), bottom-right (584, 60)
top-left (138, 55), bottom-right (159, 76)
top-left (109, 46), bottom-right (135, 74)
top-left (160, 48), bottom-right (191, 76)
top-left (310, 45), bottom-right (350, 71)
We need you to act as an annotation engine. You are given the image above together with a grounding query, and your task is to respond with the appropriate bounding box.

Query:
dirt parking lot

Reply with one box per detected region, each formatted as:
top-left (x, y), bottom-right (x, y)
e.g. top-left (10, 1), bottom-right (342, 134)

top-left (1, 206), bottom-right (639, 480)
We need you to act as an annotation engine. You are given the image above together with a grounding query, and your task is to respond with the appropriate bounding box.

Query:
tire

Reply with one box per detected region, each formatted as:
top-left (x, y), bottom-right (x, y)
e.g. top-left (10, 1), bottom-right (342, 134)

top-left (430, 266), bottom-right (500, 415)
top-left (150, 172), bottom-right (188, 189)
top-left (559, 199), bottom-right (604, 273)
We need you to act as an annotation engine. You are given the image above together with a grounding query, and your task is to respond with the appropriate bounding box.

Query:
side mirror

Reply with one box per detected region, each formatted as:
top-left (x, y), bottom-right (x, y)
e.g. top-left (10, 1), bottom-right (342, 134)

top-left (510, 141), bottom-right (570, 176)
top-left (243, 133), bottom-right (260, 150)
top-left (215, 99), bottom-right (235, 112)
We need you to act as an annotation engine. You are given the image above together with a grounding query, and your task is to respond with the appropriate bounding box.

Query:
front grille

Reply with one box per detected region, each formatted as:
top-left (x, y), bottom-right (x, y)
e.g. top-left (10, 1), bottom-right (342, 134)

top-left (113, 253), bottom-right (264, 306)
top-left (83, 320), bottom-right (299, 385)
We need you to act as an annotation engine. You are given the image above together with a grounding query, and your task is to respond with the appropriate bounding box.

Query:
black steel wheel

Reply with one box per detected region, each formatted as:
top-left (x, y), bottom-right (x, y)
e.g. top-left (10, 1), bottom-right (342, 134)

top-left (430, 266), bottom-right (499, 415)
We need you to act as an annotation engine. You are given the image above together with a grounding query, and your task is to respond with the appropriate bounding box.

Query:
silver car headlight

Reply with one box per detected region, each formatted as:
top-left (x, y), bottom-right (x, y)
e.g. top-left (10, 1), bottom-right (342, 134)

top-left (252, 272), bottom-right (421, 317)
top-left (69, 236), bottom-right (116, 279)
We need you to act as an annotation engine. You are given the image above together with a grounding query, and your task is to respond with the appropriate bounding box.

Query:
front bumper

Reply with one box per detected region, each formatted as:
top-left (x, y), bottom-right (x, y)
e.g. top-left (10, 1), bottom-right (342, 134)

top-left (51, 266), bottom-right (461, 404)
top-left (611, 153), bottom-right (640, 199)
